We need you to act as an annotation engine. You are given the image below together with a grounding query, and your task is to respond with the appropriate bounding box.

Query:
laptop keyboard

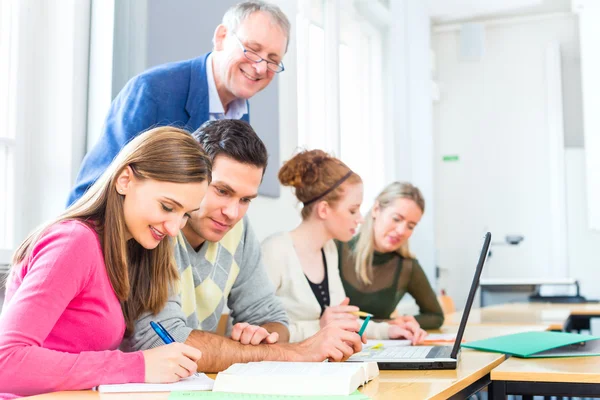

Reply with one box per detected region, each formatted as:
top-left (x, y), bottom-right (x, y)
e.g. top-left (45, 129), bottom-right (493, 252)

top-left (369, 345), bottom-right (453, 359)
top-left (372, 346), bottom-right (433, 359)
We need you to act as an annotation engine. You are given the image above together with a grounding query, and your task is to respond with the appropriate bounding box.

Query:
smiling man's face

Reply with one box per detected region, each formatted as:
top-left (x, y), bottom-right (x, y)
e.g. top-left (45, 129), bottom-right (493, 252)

top-left (212, 11), bottom-right (287, 102)
top-left (182, 155), bottom-right (263, 248)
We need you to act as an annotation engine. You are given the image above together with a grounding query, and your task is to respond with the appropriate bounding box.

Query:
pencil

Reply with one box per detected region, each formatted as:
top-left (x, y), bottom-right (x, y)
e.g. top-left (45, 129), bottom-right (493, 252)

top-left (358, 315), bottom-right (372, 336)
top-left (350, 311), bottom-right (373, 318)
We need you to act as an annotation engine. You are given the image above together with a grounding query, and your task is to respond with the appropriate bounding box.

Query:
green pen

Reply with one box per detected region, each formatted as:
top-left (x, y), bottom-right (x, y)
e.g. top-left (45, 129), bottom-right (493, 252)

top-left (358, 315), bottom-right (372, 336)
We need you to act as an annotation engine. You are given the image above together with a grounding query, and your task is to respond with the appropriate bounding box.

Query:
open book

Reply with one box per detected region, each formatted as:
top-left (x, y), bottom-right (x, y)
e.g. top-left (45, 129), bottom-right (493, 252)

top-left (213, 362), bottom-right (379, 396)
top-left (96, 373), bottom-right (214, 393)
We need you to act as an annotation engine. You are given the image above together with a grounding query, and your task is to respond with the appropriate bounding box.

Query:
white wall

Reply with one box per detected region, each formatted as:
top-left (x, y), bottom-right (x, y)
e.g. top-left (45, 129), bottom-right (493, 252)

top-left (431, 12), bottom-right (593, 308)
top-left (573, 0), bottom-right (600, 231)
top-left (565, 148), bottom-right (600, 300)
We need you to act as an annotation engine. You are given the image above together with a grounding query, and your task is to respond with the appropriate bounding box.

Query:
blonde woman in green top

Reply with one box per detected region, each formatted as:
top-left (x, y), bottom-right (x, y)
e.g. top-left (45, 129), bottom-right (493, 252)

top-left (337, 182), bottom-right (444, 331)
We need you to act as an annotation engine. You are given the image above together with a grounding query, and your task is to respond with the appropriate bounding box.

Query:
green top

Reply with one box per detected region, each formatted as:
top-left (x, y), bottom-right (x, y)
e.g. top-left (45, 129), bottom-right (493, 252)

top-left (336, 236), bottom-right (444, 329)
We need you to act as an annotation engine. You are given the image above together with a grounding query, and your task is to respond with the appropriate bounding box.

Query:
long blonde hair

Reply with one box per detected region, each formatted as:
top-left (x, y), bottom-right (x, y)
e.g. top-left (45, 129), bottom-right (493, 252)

top-left (353, 182), bottom-right (425, 285)
top-left (11, 127), bottom-right (212, 334)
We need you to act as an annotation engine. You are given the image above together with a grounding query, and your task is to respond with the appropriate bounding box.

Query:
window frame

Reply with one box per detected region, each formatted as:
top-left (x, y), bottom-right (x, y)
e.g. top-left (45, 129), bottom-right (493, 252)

top-left (0, 0), bottom-right (15, 265)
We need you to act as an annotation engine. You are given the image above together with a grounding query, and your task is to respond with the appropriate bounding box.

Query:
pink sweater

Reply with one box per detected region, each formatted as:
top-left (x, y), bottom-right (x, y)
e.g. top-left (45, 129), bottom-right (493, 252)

top-left (0, 220), bottom-right (145, 398)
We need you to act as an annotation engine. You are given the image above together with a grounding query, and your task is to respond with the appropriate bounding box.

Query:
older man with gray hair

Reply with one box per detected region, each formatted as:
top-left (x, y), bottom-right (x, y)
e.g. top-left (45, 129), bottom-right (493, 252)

top-left (68, 0), bottom-right (290, 205)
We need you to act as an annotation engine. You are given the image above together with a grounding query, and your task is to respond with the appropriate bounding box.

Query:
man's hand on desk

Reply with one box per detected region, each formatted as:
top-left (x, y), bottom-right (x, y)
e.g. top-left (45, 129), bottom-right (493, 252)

top-left (183, 321), bottom-right (364, 372)
top-left (231, 322), bottom-right (279, 345)
top-left (283, 321), bottom-right (366, 362)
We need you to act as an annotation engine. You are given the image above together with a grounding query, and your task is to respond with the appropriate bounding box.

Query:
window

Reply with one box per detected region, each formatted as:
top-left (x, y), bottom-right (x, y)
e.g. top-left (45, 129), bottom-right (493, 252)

top-left (297, 21), bottom-right (328, 151)
top-left (0, 0), bottom-right (15, 264)
top-left (296, 0), bottom-right (330, 152)
top-left (296, 0), bottom-right (389, 210)
top-left (339, 9), bottom-right (386, 211)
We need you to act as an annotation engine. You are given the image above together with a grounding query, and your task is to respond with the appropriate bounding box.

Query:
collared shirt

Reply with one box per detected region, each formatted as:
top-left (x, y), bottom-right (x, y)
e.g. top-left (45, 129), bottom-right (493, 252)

top-left (206, 53), bottom-right (248, 121)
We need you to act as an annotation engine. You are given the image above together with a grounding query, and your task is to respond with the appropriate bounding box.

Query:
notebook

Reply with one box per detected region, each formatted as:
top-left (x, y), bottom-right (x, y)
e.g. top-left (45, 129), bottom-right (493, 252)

top-left (462, 331), bottom-right (600, 358)
top-left (346, 232), bottom-right (492, 370)
top-left (365, 339), bottom-right (411, 348)
top-left (212, 362), bottom-right (379, 396)
top-left (168, 390), bottom-right (371, 400)
top-left (96, 373), bottom-right (214, 393)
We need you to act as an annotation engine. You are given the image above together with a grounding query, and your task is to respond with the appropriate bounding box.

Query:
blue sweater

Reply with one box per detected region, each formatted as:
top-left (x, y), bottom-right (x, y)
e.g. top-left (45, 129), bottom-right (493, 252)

top-left (68, 52), bottom-right (249, 205)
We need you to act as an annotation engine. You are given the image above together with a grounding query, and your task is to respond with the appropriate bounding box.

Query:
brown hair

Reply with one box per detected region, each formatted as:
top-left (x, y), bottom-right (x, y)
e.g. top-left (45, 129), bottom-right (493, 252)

top-left (193, 119), bottom-right (268, 174)
top-left (279, 149), bottom-right (361, 219)
top-left (353, 182), bottom-right (425, 284)
top-left (11, 127), bottom-right (212, 335)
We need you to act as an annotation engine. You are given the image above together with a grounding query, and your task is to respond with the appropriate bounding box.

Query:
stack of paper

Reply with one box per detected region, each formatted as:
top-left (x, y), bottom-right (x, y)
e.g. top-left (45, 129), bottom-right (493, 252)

top-left (96, 373), bottom-right (214, 393)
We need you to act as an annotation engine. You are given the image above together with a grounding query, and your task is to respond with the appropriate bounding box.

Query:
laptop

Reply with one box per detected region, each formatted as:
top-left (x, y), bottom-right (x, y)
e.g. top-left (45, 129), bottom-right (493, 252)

top-left (347, 232), bottom-right (492, 370)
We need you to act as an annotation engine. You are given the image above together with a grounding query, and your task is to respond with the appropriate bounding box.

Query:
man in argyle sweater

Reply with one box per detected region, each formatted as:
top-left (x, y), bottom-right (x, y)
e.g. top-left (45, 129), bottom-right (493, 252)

top-left (125, 120), bottom-right (365, 372)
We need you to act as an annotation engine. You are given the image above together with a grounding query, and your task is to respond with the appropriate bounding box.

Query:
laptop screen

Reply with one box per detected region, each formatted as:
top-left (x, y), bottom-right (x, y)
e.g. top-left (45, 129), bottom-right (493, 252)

top-left (450, 232), bottom-right (492, 358)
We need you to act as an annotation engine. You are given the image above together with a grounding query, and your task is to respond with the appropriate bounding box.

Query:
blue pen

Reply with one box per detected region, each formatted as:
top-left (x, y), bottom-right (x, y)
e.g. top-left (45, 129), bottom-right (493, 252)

top-left (157, 321), bottom-right (176, 343)
top-left (150, 321), bottom-right (200, 377)
top-left (358, 315), bottom-right (371, 336)
top-left (150, 321), bottom-right (173, 344)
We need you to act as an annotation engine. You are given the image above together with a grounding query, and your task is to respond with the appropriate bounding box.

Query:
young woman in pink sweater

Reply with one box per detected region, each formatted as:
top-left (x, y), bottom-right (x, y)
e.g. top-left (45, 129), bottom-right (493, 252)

top-left (0, 127), bottom-right (211, 398)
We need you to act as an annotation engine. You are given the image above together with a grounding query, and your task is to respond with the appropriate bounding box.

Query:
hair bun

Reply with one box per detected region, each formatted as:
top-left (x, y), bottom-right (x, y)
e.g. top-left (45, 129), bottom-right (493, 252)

top-left (279, 150), bottom-right (330, 188)
top-left (297, 162), bottom-right (317, 187)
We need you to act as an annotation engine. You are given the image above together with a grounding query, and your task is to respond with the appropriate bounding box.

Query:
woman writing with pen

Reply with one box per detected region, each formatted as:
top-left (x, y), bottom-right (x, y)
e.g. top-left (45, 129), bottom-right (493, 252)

top-left (261, 150), bottom-right (426, 343)
top-left (0, 127), bottom-right (210, 398)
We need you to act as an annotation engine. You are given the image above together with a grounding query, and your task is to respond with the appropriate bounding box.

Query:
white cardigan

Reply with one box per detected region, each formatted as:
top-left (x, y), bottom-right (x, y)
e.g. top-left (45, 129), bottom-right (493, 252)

top-left (261, 232), bottom-right (389, 342)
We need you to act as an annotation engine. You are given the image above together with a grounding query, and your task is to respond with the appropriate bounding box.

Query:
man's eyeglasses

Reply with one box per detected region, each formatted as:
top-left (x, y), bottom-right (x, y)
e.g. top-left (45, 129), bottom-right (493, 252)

top-left (233, 34), bottom-right (285, 73)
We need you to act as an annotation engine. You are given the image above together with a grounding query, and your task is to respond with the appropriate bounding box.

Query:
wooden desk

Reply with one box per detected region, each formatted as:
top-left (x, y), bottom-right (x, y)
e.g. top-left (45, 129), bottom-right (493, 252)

top-left (24, 324), bottom-right (542, 400)
top-left (489, 356), bottom-right (600, 399)
top-left (446, 302), bottom-right (600, 331)
top-left (364, 324), bottom-right (549, 400)
top-left (446, 323), bottom-right (548, 341)
top-left (25, 352), bottom-right (504, 400)
top-left (360, 350), bottom-right (504, 400)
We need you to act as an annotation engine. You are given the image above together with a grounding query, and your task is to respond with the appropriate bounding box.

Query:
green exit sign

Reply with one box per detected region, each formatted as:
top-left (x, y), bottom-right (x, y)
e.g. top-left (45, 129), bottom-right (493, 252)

top-left (442, 155), bottom-right (460, 162)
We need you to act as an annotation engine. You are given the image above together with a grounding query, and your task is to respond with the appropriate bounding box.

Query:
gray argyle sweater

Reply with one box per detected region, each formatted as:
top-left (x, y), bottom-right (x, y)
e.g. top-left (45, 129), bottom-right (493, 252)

top-left (123, 216), bottom-right (289, 351)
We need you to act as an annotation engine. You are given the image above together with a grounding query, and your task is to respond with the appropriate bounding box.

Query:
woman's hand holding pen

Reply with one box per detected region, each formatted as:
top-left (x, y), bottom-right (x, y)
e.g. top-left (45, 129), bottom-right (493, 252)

top-left (142, 343), bottom-right (202, 383)
top-left (388, 315), bottom-right (427, 344)
top-left (388, 324), bottom-right (426, 344)
top-left (319, 297), bottom-right (360, 329)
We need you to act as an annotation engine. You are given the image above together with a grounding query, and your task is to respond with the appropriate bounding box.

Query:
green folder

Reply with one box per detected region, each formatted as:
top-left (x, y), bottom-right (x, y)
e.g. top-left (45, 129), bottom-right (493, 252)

top-left (462, 331), bottom-right (600, 358)
top-left (169, 390), bottom-right (370, 400)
